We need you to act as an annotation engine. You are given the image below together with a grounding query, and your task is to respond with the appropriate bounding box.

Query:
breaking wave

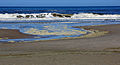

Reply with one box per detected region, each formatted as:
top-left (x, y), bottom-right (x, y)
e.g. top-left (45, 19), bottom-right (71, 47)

top-left (0, 13), bottom-right (120, 21)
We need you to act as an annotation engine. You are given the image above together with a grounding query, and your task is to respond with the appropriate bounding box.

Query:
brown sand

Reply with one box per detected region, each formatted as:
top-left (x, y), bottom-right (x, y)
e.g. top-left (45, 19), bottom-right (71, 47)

top-left (0, 29), bottom-right (33, 39)
top-left (0, 24), bottom-right (120, 65)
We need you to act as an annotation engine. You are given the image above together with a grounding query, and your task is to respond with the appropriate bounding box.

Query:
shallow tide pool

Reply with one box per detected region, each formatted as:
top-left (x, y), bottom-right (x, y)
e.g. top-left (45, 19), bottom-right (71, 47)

top-left (0, 20), bottom-right (120, 42)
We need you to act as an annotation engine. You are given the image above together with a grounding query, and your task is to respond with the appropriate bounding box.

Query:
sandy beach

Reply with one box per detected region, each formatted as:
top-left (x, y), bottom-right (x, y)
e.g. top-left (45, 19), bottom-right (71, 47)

top-left (0, 24), bottom-right (120, 65)
top-left (0, 29), bottom-right (33, 39)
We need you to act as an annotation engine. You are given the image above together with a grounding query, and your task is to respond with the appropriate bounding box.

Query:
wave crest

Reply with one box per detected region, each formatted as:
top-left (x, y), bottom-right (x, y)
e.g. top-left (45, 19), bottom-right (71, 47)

top-left (0, 13), bottom-right (120, 21)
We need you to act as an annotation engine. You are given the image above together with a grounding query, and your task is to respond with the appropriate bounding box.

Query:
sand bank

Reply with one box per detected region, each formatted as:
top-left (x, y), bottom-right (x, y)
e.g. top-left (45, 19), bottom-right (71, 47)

top-left (0, 24), bottom-right (120, 65)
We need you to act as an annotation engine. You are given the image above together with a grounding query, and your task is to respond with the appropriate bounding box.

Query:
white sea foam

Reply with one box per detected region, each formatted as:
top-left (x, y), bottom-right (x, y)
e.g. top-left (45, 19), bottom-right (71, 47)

top-left (0, 13), bottom-right (120, 21)
top-left (71, 13), bottom-right (120, 19)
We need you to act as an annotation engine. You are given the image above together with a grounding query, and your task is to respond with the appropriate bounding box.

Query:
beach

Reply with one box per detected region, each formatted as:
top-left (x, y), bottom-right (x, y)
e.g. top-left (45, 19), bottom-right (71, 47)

top-left (0, 24), bottom-right (120, 65)
top-left (0, 29), bottom-right (33, 39)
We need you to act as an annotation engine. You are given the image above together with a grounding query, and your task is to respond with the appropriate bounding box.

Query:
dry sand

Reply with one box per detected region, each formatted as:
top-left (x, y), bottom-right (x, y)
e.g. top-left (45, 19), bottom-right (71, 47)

top-left (0, 24), bottom-right (120, 65)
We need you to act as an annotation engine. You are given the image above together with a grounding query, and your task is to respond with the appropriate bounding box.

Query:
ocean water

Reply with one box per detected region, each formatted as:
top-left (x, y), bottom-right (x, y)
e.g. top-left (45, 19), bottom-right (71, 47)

top-left (0, 6), bottom-right (120, 42)
top-left (0, 6), bottom-right (120, 14)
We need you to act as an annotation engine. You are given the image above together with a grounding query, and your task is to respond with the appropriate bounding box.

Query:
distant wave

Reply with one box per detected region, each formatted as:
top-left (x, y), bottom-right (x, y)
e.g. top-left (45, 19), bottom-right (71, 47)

top-left (0, 13), bottom-right (120, 21)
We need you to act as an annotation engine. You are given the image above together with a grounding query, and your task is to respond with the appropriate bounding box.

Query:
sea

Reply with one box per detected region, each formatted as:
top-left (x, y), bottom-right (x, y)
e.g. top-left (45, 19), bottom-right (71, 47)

top-left (0, 6), bottom-right (120, 42)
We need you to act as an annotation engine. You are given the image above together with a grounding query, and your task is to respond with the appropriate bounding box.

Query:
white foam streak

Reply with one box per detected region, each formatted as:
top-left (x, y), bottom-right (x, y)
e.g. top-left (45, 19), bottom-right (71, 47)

top-left (72, 13), bottom-right (120, 19)
top-left (0, 13), bottom-right (120, 21)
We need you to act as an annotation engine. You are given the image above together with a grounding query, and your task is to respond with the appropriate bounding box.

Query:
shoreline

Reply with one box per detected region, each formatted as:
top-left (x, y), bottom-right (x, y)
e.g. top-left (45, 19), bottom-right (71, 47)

top-left (0, 24), bottom-right (110, 42)
top-left (0, 24), bottom-right (120, 51)
top-left (0, 24), bottom-right (120, 65)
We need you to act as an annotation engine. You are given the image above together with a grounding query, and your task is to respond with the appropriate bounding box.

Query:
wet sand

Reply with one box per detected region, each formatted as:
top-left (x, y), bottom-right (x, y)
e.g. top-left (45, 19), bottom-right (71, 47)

top-left (0, 29), bottom-right (33, 39)
top-left (0, 24), bottom-right (120, 65)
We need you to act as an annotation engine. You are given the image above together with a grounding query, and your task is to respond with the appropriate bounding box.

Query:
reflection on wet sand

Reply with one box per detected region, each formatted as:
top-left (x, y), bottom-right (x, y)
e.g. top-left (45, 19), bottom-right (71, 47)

top-left (0, 18), bottom-right (119, 42)
top-left (0, 22), bottom-right (109, 42)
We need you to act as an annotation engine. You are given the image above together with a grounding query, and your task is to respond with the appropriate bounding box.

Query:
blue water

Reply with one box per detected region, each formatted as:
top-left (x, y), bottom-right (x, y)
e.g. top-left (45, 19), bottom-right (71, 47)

top-left (0, 6), bottom-right (120, 14)
top-left (0, 6), bottom-right (120, 42)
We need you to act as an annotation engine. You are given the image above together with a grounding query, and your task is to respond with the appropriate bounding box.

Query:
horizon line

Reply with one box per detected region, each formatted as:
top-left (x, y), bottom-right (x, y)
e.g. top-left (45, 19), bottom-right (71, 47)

top-left (0, 5), bottom-right (120, 7)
